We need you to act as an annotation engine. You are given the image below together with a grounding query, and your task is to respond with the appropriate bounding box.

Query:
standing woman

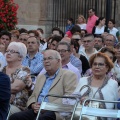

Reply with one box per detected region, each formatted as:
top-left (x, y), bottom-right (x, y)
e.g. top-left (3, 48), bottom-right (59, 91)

top-left (92, 17), bottom-right (108, 36)
top-left (77, 15), bottom-right (87, 30)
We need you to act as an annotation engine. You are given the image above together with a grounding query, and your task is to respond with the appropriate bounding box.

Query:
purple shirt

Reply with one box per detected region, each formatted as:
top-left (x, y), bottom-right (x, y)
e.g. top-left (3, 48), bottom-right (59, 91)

top-left (62, 62), bottom-right (81, 82)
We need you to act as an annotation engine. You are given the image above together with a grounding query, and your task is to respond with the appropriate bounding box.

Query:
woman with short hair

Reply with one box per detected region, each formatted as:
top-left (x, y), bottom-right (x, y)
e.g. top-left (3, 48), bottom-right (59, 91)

top-left (3, 42), bottom-right (32, 115)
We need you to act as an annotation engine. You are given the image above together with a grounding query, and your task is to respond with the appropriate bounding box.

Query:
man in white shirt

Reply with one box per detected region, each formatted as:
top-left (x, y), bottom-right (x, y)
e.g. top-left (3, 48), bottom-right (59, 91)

top-left (79, 33), bottom-right (98, 60)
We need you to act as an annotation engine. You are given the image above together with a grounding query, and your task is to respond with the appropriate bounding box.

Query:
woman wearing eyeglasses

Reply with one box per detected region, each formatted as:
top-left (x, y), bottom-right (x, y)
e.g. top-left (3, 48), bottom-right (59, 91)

top-left (3, 42), bottom-right (32, 116)
top-left (63, 52), bottom-right (118, 118)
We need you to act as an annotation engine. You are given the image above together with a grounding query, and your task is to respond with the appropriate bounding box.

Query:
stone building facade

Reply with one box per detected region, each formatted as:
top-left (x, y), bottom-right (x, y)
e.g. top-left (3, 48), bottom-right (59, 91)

top-left (14, 0), bottom-right (120, 37)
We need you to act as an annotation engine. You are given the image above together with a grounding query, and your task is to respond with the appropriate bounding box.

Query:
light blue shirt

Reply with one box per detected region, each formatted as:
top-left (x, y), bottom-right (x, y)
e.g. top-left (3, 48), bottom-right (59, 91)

top-left (70, 54), bottom-right (82, 74)
top-left (22, 52), bottom-right (43, 76)
top-left (37, 69), bottom-right (59, 103)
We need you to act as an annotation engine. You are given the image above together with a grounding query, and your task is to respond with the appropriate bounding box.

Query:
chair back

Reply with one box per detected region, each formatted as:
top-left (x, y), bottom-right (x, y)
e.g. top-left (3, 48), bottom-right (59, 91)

top-left (79, 98), bottom-right (120, 120)
top-left (36, 94), bottom-right (79, 120)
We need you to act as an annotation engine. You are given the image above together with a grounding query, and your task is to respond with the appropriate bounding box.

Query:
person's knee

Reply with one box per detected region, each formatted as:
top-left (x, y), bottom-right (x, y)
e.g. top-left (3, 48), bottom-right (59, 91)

top-left (9, 112), bottom-right (19, 120)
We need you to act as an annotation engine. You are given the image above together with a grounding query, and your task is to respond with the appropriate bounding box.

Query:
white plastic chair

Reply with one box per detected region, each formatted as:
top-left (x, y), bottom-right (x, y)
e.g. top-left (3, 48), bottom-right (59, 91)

top-left (79, 98), bottom-right (120, 120)
top-left (36, 94), bottom-right (79, 120)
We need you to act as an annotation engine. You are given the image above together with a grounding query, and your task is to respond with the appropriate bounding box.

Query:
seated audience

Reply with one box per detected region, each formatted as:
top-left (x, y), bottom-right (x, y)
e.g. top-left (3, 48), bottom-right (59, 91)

top-left (9, 49), bottom-right (77, 120)
top-left (3, 42), bottom-right (32, 115)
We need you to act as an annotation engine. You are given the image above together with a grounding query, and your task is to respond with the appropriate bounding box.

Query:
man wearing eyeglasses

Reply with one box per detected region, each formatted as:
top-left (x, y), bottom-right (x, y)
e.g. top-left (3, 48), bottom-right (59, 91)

top-left (79, 33), bottom-right (98, 61)
top-left (10, 49), bottom-right (77, 120)
top-left (104, 34), bottom-right (116, 48)
top-left (57, 41), bottom-right (81, 82)
top-left (86, 8), bottom-right (98, 33)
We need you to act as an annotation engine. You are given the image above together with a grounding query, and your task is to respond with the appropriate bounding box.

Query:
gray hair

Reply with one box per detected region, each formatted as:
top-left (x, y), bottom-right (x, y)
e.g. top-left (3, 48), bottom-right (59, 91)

top-left (8, 42), bottom-right (27, 59)
top-left (57, 41), bottom-right (71, 51)
top-left (44, 49), bottom-right (62, 66)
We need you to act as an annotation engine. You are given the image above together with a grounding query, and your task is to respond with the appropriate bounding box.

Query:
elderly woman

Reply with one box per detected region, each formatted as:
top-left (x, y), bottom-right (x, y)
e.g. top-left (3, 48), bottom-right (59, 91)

top-left (77, 52), bottom-right (118, 103)
top-left (85, 47), bottom-right (117, 80)
top-left (3, 42), bottom-right (32, 115)
top-left (63, 53), bottom-right (118, 111)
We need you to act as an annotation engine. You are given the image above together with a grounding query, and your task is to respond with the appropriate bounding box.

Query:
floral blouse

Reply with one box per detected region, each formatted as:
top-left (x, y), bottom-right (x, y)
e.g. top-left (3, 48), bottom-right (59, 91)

top-left (3, 66), bottom-right (31, 111)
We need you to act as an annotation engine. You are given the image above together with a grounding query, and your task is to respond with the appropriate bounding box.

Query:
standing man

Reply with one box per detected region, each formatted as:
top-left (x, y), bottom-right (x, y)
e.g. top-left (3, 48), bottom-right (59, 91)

top-left (9, 50), bottom-right (77, 120)
top-left (86, 8), bottom-right (98, 33)
top-left (22, 36), bottom-right (43, 80)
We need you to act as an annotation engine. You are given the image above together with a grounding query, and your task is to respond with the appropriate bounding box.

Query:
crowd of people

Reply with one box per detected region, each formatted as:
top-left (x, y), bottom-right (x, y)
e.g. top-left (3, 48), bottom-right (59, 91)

top-left (0, 8), bottom-right (120, 120)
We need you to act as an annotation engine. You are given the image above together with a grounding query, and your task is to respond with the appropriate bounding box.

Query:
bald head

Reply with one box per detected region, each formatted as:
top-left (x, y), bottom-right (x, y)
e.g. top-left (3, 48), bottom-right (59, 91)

top-left (43, 50), bottom-right (62, 75)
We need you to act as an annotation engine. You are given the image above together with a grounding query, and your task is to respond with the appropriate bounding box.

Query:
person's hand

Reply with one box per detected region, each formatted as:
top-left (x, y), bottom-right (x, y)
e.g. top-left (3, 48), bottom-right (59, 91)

top-left (80, 96), bottom-right (89, 105)
top-left (32, 102), bottom-right (41, 113)
top-left (26, 75), bottom-right (32, 88)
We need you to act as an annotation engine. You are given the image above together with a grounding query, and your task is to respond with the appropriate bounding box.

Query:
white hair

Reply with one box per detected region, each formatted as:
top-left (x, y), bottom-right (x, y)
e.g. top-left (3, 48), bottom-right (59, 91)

top-left (8, 42), bottom-right (27, 59)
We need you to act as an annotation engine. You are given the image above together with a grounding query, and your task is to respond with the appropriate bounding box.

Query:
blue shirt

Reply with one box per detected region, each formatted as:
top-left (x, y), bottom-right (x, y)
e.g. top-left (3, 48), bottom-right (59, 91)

top-left (66, 24), bottom-right (74, 32)
top-left (22, 52), bottom-right (43, 76)
top-left (37, 69), bottom-right (59, 103)
top-left (70, 54), bottom-right (82, 74)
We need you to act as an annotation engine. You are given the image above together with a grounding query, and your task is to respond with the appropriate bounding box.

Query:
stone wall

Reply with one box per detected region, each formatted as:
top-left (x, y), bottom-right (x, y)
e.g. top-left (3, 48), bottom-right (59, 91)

top-left (14, 0), bottom-right (120, 37)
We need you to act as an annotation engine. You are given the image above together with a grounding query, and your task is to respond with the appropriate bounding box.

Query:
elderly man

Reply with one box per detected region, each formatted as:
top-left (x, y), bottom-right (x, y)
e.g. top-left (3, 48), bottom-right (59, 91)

top-left (10, 49), bottom-right (77, 120)
top-left (104, 33), bottom-right (116, 48)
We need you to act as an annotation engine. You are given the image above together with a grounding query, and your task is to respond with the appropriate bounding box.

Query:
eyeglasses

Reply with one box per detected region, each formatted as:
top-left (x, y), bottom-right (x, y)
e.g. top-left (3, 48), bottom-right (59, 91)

top-left (57, 49), bottom-right (69, 53)
top-left (19, 38), bottom-right (27, 41)
top-left (92, 62), bottom-right (106, 67)
top-left (6, 50), bottom-right (20, 54)
top-left (83, 40), bottom-right (92, 43)
top-left (43, 56), bottom-right (57, 61)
